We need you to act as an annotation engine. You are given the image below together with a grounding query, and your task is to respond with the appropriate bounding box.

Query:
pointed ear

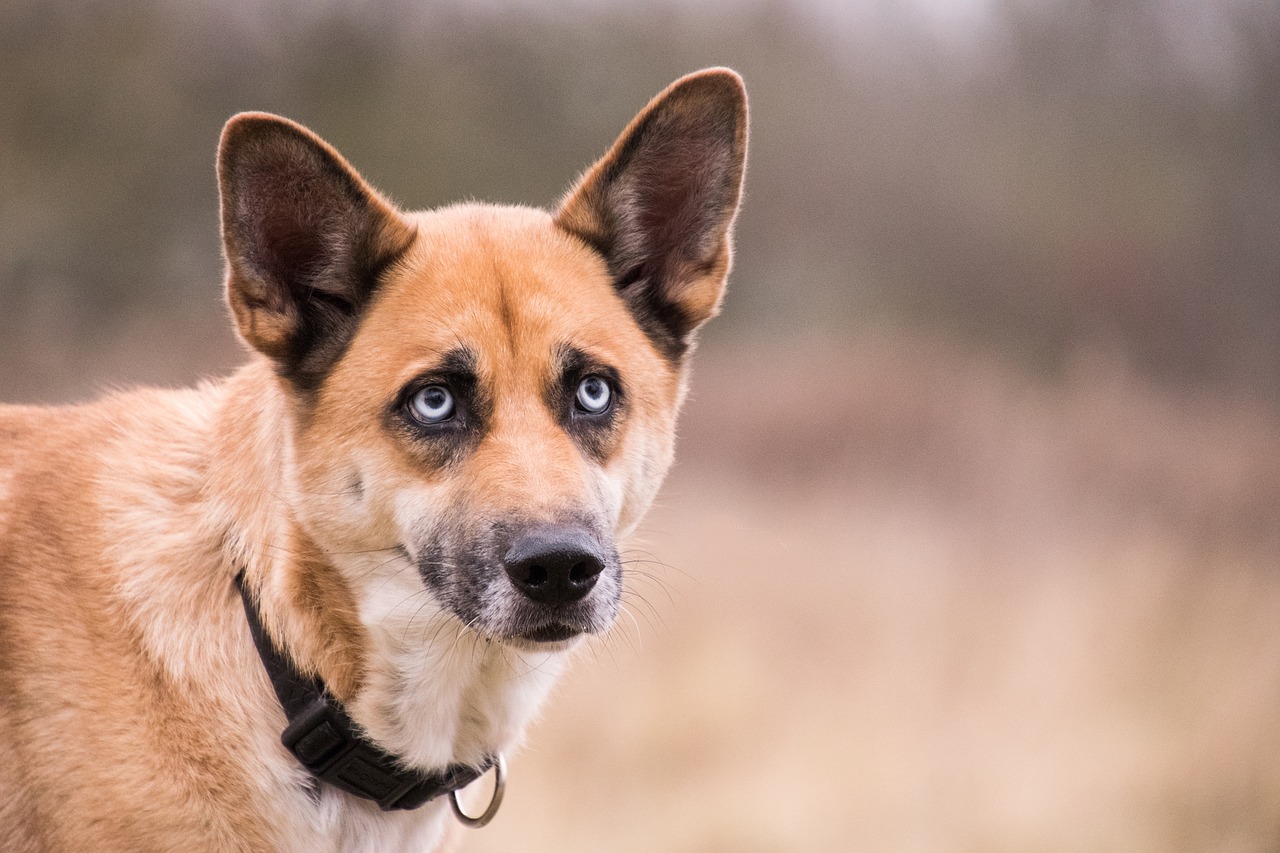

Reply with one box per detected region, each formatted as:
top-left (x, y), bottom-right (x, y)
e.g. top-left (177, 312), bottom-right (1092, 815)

top-left (218, 113), bottom-right (416, 393)
top-left (555, 68), bottom-right (748, 360)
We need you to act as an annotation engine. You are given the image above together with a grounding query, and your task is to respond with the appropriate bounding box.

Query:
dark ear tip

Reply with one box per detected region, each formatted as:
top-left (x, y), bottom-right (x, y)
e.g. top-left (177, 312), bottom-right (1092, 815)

top-left (666, 67), bottom-right (748, 113)
top-left (678, 67), bottom-right (745, 90)
top-left (221, 112), bottom-right (291, 144)
top-left (218, 112), bottom-right (319, 171)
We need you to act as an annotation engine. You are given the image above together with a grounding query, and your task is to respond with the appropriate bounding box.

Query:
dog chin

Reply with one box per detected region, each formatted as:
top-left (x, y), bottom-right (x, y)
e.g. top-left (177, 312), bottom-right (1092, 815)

top-left (487, 612), bottom-right (616, 652)
top-left (500, 628), bottom-right (588, 653)
top-left (518, 622), bottom-right (587, 644)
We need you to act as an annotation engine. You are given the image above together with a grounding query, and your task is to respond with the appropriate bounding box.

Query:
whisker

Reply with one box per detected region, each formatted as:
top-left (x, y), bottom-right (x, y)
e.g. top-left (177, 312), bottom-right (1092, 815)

top-left (620, 590), bottom-right (667, 637)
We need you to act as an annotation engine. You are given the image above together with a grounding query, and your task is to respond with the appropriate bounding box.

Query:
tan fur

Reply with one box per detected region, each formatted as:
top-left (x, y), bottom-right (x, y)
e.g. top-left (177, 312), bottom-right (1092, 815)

top-left (0, 69), bottom-right (746, 852)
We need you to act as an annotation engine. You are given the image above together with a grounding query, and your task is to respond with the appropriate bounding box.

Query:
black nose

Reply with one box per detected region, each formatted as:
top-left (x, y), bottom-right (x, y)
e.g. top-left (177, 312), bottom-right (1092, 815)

top-left (504, 526), bottom-right (605, 606)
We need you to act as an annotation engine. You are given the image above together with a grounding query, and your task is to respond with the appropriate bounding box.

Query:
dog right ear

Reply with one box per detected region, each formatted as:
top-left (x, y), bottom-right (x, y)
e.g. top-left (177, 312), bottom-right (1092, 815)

top-left (218, 114), bottom-right (416, 393)
top-left (555, 69), bottom-right (748, 362)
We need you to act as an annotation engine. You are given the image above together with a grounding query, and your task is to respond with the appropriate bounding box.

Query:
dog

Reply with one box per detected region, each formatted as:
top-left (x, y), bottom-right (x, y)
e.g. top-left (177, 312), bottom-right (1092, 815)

top-left (0, 68), bottom-right (747, 852)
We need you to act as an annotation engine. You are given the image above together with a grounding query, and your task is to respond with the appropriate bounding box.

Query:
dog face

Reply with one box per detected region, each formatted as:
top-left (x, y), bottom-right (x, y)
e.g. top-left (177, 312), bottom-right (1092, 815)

top-left (218, 70), bottom-right (746, 652)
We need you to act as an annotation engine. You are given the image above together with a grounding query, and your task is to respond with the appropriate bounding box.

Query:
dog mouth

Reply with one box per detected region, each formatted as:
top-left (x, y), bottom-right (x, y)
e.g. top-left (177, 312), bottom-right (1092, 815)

top-left (517, 621), bottom-right (590, 644)
top-left (458, 593), bottom-right (619, 650)
top-left (496, 595), bottom-right (615, 646)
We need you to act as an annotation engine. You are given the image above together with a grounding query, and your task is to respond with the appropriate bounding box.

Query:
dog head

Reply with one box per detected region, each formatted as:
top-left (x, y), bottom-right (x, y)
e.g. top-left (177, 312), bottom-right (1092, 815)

top-left (218, 70), bottom-right (746, 658)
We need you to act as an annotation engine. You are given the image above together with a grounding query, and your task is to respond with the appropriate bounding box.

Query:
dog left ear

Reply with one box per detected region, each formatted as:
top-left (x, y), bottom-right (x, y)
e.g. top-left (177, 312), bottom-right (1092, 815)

top-left (218, 113), bottom-right (417, 393)
top-left (555, 68), bottom-right (748, 360)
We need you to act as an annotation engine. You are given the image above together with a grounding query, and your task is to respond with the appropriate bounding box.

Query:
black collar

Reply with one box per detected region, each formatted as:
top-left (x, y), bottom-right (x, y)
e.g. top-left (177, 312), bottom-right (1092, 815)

top-left (234, 572), bottom-right (491, 811)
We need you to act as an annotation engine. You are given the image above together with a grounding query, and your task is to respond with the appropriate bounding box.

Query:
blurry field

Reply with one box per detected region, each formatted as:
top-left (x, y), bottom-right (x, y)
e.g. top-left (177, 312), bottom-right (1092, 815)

top-left (464, 336), bottom-right (1280, 853)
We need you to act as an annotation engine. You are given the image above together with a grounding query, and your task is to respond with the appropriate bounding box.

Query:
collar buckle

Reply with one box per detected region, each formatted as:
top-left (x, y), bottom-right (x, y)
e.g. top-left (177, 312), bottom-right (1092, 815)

top-left (282, 696), bottom-right (416, 810)
top-left (280, 684), bottom-right (493, 812)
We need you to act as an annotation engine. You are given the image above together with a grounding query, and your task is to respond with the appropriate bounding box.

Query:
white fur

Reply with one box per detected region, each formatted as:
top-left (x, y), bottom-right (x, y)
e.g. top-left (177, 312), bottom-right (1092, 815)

top-left (346, 529), bottom-right (570, 766)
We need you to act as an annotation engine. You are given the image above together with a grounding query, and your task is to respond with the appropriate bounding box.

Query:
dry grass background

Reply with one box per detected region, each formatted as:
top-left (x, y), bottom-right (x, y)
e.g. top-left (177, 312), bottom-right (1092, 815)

top-left (461, 335), bottom-right (1280, 852)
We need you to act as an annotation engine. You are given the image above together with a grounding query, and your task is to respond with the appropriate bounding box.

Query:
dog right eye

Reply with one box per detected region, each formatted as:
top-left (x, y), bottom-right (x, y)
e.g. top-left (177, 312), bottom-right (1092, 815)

top-left (407, 385), bottom-right (455, 424)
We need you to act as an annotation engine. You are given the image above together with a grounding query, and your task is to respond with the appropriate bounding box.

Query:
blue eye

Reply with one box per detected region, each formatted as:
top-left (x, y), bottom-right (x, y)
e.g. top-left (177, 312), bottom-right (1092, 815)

top-left (408, 385), bottom-right (454, 424)
top-left (575, 376), bottom-right (611, 414)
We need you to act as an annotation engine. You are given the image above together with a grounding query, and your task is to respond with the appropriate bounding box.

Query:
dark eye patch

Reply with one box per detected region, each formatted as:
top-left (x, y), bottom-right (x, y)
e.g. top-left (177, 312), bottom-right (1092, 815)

top-left (386, 346), bottom-right (490, 469)
top-left (550, 345), bottom-right (626, 463)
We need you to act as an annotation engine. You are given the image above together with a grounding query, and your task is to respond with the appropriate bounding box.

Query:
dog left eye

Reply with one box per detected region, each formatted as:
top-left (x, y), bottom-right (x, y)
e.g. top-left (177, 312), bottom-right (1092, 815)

top-left (575, 376), bottom-right (612, 414)
top-left (408, 385), bottom-right (455, 424)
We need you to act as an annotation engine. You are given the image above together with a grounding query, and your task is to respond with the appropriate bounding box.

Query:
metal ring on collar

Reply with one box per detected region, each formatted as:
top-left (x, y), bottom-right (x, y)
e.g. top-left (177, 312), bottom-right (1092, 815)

top-left (450, 753), bottom-right (506, 829)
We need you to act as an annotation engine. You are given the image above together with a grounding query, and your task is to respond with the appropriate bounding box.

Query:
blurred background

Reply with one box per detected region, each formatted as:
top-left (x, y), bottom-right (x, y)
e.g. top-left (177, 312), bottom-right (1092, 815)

top-left (3, 0), bottom-right (1279, 849)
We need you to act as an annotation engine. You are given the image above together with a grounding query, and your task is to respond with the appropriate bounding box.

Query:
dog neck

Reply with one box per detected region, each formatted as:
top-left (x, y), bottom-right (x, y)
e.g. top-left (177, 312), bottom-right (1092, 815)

top-left (233, 569), bottom-right (495, 812)
top-left (208, 362), bottom-right (368, 702)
